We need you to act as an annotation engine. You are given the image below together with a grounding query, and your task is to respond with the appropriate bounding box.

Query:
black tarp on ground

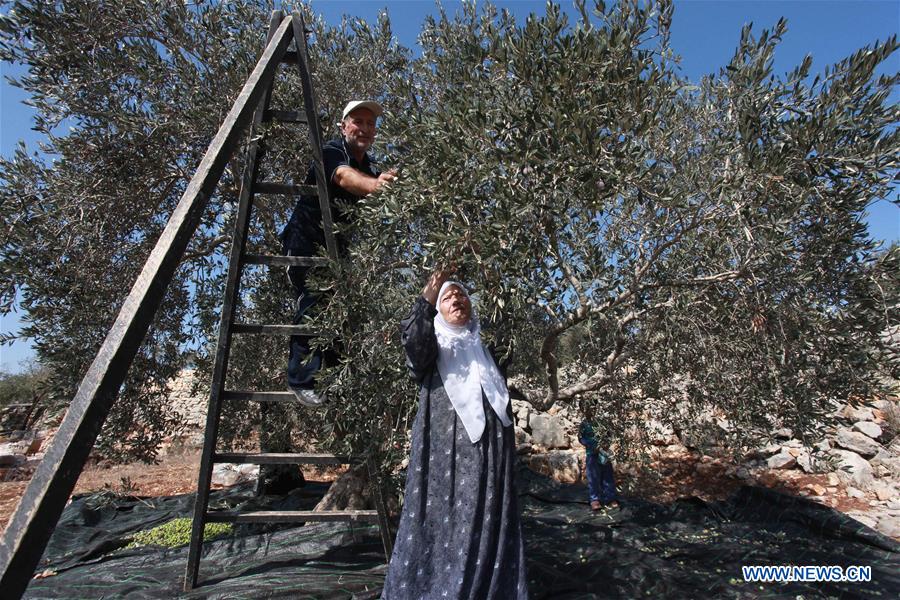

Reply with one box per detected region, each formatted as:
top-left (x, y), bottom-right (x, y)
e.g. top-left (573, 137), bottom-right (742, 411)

top-left (22, 467), bottom-right (899, 599)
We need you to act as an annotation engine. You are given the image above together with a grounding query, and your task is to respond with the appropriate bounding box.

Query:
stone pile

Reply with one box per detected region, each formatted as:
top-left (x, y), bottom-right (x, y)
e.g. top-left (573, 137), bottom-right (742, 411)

top-left (168, 369), bottom-right (207, 428)
top-left (748, 397), bottom-right (900, 539)
top-left (159, 368), bottom-right (207, 455)
top-left (512, 399), bottom-right (584, 484)
top-left (509, 391), bottom-right (899, 540)
top-left (0, 429), bottom-right (49, 480)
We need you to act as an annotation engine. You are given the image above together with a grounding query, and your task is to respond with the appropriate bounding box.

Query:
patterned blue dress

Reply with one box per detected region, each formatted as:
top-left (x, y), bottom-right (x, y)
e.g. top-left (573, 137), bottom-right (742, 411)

top-left (381, 297), bottom-right (529, 599)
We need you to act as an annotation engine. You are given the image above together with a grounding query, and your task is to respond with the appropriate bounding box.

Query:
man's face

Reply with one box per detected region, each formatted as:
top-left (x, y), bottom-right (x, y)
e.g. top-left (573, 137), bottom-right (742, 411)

top-left (439, 285), bottom-right (472, 326)
top-left (341, 107), bottom-right (377, 154)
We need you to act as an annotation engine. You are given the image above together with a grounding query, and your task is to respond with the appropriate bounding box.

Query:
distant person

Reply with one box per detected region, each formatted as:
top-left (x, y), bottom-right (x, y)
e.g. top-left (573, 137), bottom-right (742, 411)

top-left (382, 268), bottom-right (529, 599)
top-left (279, 100), bottom-right (397, 406)
top-left (578, 415), bottom-right (619, 511)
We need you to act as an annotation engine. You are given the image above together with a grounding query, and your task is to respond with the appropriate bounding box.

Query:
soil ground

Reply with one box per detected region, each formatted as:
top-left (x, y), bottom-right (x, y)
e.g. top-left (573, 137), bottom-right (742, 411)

top-left (1, 446), bottom-right (882, 533)
top-left (0, 451), bottom-right (347, 530)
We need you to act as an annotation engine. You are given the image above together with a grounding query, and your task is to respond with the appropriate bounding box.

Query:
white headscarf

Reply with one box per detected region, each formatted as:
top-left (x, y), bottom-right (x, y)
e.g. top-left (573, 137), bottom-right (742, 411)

top-left (434, 281), bottom-right (512, 443)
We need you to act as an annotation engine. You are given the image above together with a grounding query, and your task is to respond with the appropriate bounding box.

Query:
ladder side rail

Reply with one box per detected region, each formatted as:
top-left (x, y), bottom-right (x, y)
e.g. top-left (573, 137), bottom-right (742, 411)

top-left (183, 10), bottom-right (286, 591)
top-left (291, 11), bottom-right (340, 261)
top-left (0, 16), bottom-right (294, 600)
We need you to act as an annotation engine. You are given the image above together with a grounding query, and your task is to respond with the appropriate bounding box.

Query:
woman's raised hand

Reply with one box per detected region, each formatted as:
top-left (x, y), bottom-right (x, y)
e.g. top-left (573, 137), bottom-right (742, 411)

top-left (422, 263), bottom-right (457, 305)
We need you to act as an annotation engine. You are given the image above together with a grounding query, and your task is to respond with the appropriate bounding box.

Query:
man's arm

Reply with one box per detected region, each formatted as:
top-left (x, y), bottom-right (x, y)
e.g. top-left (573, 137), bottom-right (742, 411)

top-left (332, 166), bottom-right (396, 197)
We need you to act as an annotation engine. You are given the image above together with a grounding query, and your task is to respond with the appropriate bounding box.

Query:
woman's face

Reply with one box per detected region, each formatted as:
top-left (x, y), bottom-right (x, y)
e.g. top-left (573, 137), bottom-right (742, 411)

top-left (439, 285), bottom-right (471, 326)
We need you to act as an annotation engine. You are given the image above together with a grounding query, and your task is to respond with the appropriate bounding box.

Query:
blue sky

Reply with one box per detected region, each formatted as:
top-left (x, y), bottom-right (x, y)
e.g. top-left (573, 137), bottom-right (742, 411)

top-left (1, 0), bottom-right (898, 372)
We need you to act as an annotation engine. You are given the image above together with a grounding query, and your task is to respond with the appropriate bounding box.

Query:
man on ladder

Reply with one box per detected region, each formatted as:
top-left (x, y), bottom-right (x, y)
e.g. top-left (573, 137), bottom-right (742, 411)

top-left (260, 100), bottom-right (397, 495)
top-left (280, 99), bottom-right (398, 407)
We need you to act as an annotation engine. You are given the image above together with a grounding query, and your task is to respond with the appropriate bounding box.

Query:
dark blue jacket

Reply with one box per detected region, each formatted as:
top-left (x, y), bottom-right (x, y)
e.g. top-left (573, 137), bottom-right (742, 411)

top-left (280, 138), bottom-right (380, 253)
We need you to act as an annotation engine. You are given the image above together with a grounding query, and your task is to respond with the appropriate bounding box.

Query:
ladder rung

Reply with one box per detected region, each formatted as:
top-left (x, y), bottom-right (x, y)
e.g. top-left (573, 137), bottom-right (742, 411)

top-left (263, 109), bottom-right (307, 124)
top-left (253, 182), bottom-right (317, 196)
top-left (214, 452), bottom-right (354, 465)
top-left (242, 254), bottom-right (329, 267)
top-left (206, 510), bottom-right (380, 523)
top-left (231, 323), bottom-right (323, 336)
top-left (222, 391), bottom-right (299, 402)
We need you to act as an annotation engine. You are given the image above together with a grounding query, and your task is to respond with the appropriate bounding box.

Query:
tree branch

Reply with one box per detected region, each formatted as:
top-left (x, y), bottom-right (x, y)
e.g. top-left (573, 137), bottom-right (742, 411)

top-left (181, 235), bottom-right (229, 263)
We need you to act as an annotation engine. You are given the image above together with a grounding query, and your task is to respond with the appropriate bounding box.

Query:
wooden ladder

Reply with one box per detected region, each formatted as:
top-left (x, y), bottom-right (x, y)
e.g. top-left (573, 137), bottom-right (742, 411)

top-left (183, 10), bottom-right (393, 591)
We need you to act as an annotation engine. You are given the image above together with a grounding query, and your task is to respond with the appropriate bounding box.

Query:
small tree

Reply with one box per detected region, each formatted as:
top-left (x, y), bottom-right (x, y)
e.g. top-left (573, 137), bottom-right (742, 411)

top-left (0, 361), bottom-right (52, 430)
top-left (0, 0), bottom-right (409, 461)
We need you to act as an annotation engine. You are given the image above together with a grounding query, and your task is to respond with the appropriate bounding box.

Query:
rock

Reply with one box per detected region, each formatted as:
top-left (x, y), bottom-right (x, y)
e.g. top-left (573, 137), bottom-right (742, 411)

top-left (0, 441), bottom-right (30, 456)
top-left (806, 484), bottom-right (826, 496)
top-left (827, 473), bottom-right (841, 486)
top-left (523, 450), bottom-right (582, 484)
top-left (529, 414), bottom-right (569, 449)
top-left (872, 482), bottom-right (895, 501)
top-left (846, 487), bottom-right (865, 499)
top-left (815, 439), bottom-right (831, 453)
top-left (787, 448), bottom-right (801, 458)
top-left (835, 428), bottom-right (882, 458)
top-left (211, 463), bottom-right (259, 487)
top-left (796, 452), bottom-right (822, 474)
top-left (665, 443), bottom-right (689, 454)
top-left (841, 405), bottom-right (875, 422)
top-left (735, 467), bottom-right (751, 480)
top-left (853, 421), bottom-right (883, 440)
top-left (887, 498), bottom-right (900, 510)
top-left (830, 449), bottom-right (875, 490)
top-left (0, 454), bottom-right (26, 467)
top-left (875, 517), bottom-right (900, 539)
top-left (774, 428), bottom-right (793, 439)
top-left (871, 453), bottom-right (900, 478)
top-left (515, 428), bottom-right (532, 446)
top-left (511, 400), bottom-right (534, 427)
top-left (873, 398), bottom-right (895, 411)
top-left (759, 444), bottom-right (781, 457)
top-left (516, 444), bottom-right (533, 455)
top-left (767, 451), bottom-right (797, 470)
top-left (847, 512), bottom-right (877, 529)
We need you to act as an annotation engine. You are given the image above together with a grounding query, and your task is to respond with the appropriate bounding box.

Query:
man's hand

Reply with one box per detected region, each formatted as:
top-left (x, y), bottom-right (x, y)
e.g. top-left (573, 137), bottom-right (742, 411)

top-left (372, 169), bottom-right (398, 193)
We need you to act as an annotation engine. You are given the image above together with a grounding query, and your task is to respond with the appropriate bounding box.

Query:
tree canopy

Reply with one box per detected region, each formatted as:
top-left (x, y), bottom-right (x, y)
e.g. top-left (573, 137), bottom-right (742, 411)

top-left (1, 0), bottom-right (897, 466)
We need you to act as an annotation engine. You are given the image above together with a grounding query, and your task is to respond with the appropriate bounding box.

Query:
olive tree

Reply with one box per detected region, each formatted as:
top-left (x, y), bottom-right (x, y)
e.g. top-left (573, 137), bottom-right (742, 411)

top-left (314, 0), bottom-right (898, 467)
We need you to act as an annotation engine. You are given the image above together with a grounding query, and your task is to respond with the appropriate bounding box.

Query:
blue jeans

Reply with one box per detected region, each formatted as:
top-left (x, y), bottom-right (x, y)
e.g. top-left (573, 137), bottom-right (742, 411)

top-left (585, 451), bottom-right (617, 503)
top-left (285, 238), bottom-right (323, 390)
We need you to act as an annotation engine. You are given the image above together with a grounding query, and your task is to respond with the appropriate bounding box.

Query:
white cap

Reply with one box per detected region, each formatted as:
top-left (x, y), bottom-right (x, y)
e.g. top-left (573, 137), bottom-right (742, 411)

top-left (342, 100), bottom-right (384, 120)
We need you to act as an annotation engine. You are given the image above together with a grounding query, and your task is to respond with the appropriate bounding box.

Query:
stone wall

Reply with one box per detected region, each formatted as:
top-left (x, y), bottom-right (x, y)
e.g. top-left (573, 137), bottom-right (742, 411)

top-left (509, 391), bottom-right (900, 539)
top-left (168, 368), bottom-right (207, 428)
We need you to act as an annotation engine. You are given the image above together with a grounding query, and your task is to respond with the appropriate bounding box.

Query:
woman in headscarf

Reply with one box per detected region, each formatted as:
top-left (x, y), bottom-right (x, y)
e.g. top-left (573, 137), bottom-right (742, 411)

top-left (381, 268), bottom-right (529, 599)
